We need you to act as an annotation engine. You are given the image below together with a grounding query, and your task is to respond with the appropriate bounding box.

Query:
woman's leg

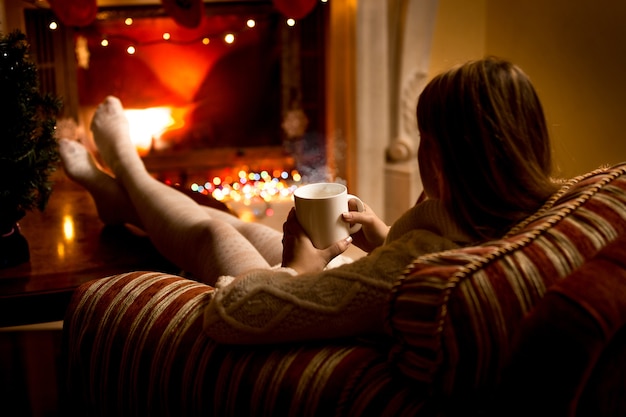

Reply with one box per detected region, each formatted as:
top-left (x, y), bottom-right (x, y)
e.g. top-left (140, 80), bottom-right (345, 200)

top-left (60, 138), bottom-right (283, 267)
top-left (65, 96), bottom-right (283, 284)
top-left (60, 138), bottom-right (142, 226)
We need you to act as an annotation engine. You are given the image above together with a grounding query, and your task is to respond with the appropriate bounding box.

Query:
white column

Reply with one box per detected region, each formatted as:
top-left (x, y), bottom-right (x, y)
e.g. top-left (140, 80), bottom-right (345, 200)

top-left (354, 0), bottom-right (390, 217)
top-left (383, 0), bottom-right (438, 223)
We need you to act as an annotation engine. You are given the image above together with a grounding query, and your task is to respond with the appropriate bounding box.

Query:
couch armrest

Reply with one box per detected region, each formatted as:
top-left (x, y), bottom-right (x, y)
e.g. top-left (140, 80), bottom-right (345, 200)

top-left (63, 271), bottom-right (213, 416)
top-left (385, 163), bottom-right (626, 411)
top-left (63, 271), bottom-right (427, 417)
top-left (493, 236), bottom-right (626, 416)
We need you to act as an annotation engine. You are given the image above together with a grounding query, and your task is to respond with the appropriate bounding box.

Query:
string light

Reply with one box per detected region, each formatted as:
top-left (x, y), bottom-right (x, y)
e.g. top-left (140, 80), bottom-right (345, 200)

top-left (83, 11), bottom-right (303, 56)
top-left (49, 21), bottom-right (58, 30)
top-left (190, 169), bottom-right (303, 203)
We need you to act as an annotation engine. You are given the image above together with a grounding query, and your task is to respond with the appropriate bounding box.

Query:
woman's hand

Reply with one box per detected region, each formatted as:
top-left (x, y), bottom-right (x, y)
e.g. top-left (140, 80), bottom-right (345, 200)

top-left (342, 200), bottom-right (389, 253)
top-left (281, 208), bottom-right (352, 274)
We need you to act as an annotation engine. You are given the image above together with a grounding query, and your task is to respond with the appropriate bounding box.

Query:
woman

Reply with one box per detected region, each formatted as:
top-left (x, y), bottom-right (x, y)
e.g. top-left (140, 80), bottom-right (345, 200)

top-left (60, 57), bottom-right (558, 343)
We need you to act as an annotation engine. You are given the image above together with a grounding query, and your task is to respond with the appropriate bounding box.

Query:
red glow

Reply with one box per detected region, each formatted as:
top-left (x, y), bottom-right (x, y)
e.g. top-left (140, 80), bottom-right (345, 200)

top-left (77, 14), bottom-right (270, 106)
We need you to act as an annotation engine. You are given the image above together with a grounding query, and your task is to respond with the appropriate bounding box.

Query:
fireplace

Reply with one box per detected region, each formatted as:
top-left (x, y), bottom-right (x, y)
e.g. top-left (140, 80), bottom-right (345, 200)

top-left (25, 2), bottom-right (329, 206)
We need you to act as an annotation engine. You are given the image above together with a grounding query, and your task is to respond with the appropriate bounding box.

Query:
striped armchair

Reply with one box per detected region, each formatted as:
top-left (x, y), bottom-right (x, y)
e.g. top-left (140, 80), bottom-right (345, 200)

top-left (62, 163), bottom-right (626, 417)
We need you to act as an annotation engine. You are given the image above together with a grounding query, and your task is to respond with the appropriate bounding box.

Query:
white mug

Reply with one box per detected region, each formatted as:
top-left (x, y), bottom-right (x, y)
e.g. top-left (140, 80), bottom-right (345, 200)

top-left (293, 182), bottom-right (364, 249)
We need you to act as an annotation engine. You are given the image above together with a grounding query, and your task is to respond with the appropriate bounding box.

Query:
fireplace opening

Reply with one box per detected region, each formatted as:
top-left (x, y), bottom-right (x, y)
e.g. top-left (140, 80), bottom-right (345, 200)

top-left (76, 4), bottom-right (284, 153)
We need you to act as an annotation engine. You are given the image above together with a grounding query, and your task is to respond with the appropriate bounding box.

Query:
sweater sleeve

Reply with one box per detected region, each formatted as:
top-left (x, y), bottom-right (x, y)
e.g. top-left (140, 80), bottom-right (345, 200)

top-left (203, 229), bottom-right (460, 344)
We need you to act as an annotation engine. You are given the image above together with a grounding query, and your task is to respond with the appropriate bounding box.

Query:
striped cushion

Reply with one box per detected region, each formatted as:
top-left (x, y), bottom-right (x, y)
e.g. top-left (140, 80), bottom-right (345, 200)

top-left (386, 163), bottom-right (626, 407)
top-left (492, 235), bottom-right (626, 416)
top-left (64, 271), bottom-right (433, 416)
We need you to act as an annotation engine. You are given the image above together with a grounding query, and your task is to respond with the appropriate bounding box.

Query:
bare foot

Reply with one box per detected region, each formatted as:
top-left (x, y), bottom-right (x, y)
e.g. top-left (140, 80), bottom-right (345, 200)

top-left (59, 138), bottom-right (140, 226)
top-left (90, 96), bottom-right (144, 177)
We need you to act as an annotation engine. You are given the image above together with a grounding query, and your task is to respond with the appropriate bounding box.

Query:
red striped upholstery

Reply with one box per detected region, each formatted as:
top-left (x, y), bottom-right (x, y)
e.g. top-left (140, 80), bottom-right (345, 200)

top-left (492, 235), bottom-right (626, 416)
top-left (63, 163), bottom-right (626, 416)
top-left (387, 163), bottom-right (626, 411)
top-left (64, 271), bottom-right (433, 416)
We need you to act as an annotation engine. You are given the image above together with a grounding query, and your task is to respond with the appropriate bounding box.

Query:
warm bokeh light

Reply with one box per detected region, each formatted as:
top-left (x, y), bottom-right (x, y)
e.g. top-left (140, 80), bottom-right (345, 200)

top-left (224, 33), bottom-right (235, 44)
top-left (49, 21), bottom-right (58, 30)
top-left (100, 39), bottom-right (109, 47)
top-left (127, 45), bottom-right (136, 54)
top-left (246, 19), bottom-right (256, 28)
top-left (163, 32), bottom-right (171, 40)
top-left (63, 215), bottom-right (75, 241)
top-left (287, 19), bottom-right (296, 27)
top-left (57, 242), bottom-right (65, 259)
top-left (125, 17), bottom-right (133, 26)
top-left (190, 169), bottom-right (302, 205)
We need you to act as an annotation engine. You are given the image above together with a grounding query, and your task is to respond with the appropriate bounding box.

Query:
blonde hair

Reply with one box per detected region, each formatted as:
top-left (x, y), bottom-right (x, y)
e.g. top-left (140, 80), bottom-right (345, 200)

top-left (416, 57), bottom-right (559, 240)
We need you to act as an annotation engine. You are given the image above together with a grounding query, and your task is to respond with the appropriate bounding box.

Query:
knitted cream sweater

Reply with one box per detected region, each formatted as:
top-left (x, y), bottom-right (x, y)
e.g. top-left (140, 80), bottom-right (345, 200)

top-left (203, 199), bottom-right (472, 344)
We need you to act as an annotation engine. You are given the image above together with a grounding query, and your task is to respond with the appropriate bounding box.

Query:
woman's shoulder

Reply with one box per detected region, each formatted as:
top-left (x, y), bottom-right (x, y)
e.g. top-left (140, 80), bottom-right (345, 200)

top-left (387, 199), bottom-right (472, 245)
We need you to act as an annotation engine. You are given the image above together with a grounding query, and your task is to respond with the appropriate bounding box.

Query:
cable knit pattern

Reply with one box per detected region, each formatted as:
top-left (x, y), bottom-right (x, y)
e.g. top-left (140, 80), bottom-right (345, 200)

top-left (205, 233), bottom-right (462, 344)
top-left (204, 199), bottom-right (469, 344)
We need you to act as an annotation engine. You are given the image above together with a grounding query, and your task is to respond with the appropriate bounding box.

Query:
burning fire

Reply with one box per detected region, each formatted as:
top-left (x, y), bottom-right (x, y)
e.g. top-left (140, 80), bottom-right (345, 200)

top-left (124, 107), bottom-right (184, 154)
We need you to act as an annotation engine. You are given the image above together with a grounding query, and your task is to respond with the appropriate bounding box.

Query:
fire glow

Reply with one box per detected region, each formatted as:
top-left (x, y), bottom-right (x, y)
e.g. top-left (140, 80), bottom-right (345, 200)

top-left (124, 107), bottom-right (185, 154)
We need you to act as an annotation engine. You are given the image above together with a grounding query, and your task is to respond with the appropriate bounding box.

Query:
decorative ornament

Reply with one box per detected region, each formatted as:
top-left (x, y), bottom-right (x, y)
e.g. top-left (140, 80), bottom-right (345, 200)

top-left (161, 0), bottom-right (204, 28)
top-left (272, 0), bottom-right (317, 19)
top-left (48, 0), bottom-right (97, 27)
top-left (386, 137), bottom-right (414, 163)
top-left (281, 108), bottom-right (309, 138)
